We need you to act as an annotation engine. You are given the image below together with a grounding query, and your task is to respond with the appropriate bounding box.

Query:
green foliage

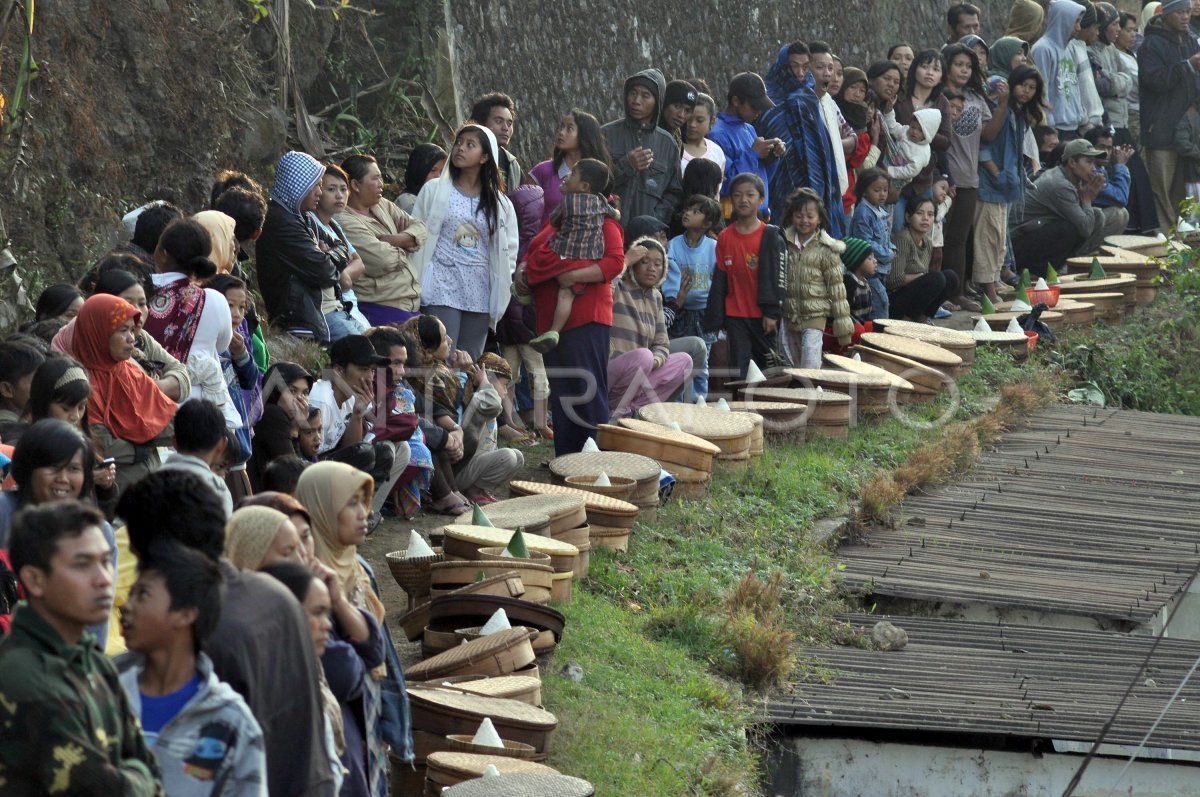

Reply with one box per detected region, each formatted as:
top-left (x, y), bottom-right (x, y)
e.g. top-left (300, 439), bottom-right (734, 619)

top-left (242, 0), bottom-right (270, 23)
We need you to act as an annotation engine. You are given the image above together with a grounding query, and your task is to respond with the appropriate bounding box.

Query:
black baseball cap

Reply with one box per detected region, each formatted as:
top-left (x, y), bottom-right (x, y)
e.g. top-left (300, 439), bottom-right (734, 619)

top-left (330, 335), bottom-right (390, 368)
top-left (729, 72), bottom-right (774, 113)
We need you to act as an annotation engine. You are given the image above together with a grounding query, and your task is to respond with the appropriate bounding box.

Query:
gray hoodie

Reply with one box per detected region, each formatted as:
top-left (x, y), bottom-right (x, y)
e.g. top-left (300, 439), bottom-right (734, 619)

top-left (602, 68), bottom-right (685, 228)
top-left (116, 652), bottom-right (268, 797)
top-left (1032, 0), bottom-right (1089, 130)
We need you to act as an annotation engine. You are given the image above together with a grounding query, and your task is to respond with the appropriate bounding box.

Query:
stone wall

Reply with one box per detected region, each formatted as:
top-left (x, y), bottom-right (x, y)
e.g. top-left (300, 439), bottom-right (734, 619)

top-left (445, 0), bottom-right (1010, 167)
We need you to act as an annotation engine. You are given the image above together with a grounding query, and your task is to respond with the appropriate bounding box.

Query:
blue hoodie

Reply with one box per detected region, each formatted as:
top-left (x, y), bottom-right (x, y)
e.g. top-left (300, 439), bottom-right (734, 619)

top-left (1031, 0), bottom-right (1088, 130)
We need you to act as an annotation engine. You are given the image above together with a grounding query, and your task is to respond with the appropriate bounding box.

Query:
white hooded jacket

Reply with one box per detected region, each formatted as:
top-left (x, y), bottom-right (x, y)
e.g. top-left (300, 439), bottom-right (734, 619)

top-left (887, 108), bottom-right (943, 184)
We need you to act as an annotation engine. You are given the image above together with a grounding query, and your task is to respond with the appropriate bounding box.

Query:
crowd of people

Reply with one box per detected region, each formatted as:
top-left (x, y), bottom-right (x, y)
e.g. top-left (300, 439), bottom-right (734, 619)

top-left (0, 1), bottom-right (1195, 795)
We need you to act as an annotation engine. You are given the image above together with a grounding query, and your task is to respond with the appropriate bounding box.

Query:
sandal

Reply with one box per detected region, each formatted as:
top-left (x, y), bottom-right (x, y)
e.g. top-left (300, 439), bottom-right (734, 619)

top-left (464, 488), bottom-right (498, 505)
top-left (429, 492), bottom-right (471, 516)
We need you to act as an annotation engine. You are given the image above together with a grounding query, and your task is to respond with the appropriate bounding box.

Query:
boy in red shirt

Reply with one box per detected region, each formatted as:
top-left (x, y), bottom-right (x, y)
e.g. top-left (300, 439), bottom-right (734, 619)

top-left (704, 173), bottom-right (786, 378)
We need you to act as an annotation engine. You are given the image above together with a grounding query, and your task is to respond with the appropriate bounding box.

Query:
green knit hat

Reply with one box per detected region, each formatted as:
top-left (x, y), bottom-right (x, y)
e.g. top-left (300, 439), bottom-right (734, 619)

top-left (840, 237), bottom-right (874, 272)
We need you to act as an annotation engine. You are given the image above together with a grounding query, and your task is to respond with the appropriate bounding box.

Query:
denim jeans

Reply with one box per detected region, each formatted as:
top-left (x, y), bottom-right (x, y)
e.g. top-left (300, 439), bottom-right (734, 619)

top-left (867, 273), bottom-right (890, 321)
top-left (325, 309), bottom-right (366, 342)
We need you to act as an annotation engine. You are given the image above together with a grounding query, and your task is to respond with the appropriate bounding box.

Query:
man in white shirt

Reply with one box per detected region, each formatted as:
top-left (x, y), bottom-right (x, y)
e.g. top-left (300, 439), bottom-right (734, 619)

top-left (309, 335), bottom-right (408, 529)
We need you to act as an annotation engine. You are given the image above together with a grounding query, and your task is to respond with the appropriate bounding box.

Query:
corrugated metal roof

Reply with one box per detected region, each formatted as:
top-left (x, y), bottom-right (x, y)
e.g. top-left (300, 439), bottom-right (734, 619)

top-left (770, 615), bottom-right (1200, 751)
top-left (837, 406), bottom-right (1200, 624)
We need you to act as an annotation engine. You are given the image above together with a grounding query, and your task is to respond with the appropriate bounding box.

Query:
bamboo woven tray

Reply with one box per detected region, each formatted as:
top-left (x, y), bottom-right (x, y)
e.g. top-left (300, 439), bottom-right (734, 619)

top-left (599, 420), bottom-right (718, 473)
top-left (975, 311), bottom-right (1063, 330)
top-left (1052, 299), bottom-right (1096, 325)
top-left (848, 346), bottom-right (949, 395)
top-left (972, 330), bottom-right (1031, 360)
top-left (1067, 253), bottom-right (1158, 277)
top-left (442, 773), bottom-right (595, 797)
top-left (589, 524), bottom-right (632, 552)
top-left (549, 452), bottom-right (659, 507)
top-left (443, 526), bottom-right (579, 572)
top-left (860, 332), bottom-right (963, 369)
top-left (426, 751), bottom-right (559, 783)
top-left (822, 354), bottom-right (917, 388)
top-left (463, 495), bottom-right (586, 537)
top-left (1057, 273), bottom-right (1137, 306)
top-left (407, 686), bottom-right (558, 751)
top-left (741, 387), bottom-right (850, 426)
top-left (563, 474), bottom-right (637, 502)
top-left (444, 733), bottom-right (540, 760)
top-left (400, 572), bottom-right (526, 639)
top-left (430, 561), bottom-right (552, 604)
top-left (407, 628), bottom-right (537, 682)
top-left (784, 366), bottom-right (907, 411)
top-left (456, 501), bottom-right (552, 537)
top-left (474, 547), bottom-right (565, 575)
top-left (429, 594), bottom-right (566, 642)
top-left (506, 481), bottom-right (639, 529)
top-left (723, 401), bottom-right (808, 436)
top-left (1057, 291), bottom-right (1124, 320)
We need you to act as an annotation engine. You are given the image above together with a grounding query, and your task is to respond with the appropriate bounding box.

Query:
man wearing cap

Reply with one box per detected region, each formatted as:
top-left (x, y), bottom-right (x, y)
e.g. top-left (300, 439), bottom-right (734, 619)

top-left (308, 334), bottom-right (409, 527)
top-left (602, 68), bottom-right (685, 229)
top-left (1010, 139), bottom-right (1129, 275)
top-left (661, 80), bottom-right (699, 154)
top-left (1139, 0), bottom-right (1200, 232)
top-left (708, 71), bottom-right (783, 215)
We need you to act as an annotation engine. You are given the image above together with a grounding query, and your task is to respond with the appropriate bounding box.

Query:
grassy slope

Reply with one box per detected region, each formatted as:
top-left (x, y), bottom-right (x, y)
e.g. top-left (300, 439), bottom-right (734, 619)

top-left (540, 348), bottom-right (1047, 795)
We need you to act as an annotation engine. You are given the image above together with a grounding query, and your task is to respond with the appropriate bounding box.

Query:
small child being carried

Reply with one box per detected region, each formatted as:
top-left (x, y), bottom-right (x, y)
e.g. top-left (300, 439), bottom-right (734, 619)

top-left (518, 158), bottom-right (618, 352)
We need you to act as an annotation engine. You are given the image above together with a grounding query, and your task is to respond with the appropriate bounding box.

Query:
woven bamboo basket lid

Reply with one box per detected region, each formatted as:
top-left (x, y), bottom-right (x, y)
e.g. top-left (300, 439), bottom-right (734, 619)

top-left (599, 420), bottom-right (718, 473)
top-left (975, 311), bottom-right (1063, 330)
top-left (637, 403), bottom-right (754, 457)
top-left (1104, 234), bottom-right (1171, 257)
top-left (549, 452), bottom-right (659, 507)
top-left (444, 733), bottom-right (540, 760)
top-left (442, 526), bottom-right (579, 572)
top-left (458, 500), bottom-right (552, 537)
top-left (507, 480), bottom-right (640, 528)
top-left (429, 594), bottom-right (566, 642)
top-left (445, 675), bottom-right (542, 705)
top-left (442, 773), bottom-right (595, 797)
top-left (822, 353), bottom-right (915, 386)
top-left (461, 495), bottom-right (586, 536)
top-left (407, 687), bottom-right (558, 753)
top-left (848, 346), bottom-right (949, 395)
top-left (722, 369), bottom-right (793, 391)
top-left (860, 332), bottom-right (963, 369)
top-left (1053, 298), bottom-right (1096, 325)
top-left (473, 547), bottom-right (575, 578)
top-left (785, 365), bottom-right (897, 390)
top-left (1058, 273), bottom-right (1137, 306)
top-left (870, 318), bottom-right (976, 352)
top-left (971, 330), bottom-right (1031, 360)
top-left (407, 628), bottom-right (537, 682)
top-left (426, 751), bottom-right (558, 782)
top-left (454, 626), bottom-right (556, 657)
top-left (430, 561), bottom-right (552, 604)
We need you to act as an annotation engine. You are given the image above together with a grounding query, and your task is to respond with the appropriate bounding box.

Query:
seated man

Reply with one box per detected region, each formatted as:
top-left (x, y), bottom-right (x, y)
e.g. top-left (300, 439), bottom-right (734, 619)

top-left (1010, 139), bottom-right (1129, 277)
top-left (308, 334), bottom-right (408, 527)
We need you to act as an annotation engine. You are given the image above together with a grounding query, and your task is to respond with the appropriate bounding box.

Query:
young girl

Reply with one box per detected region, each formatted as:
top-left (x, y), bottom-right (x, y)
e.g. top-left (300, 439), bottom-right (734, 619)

top-left (411, 124), bottom-right (519, 360)
top-left (703, 173), bottom-right (786, 378)
top-left (529, 109), bottom-right (612, 226)
top-left (681, 94), bottom-right (727, 175)
top-left (779, 189), bottom-right (853, 369)
top-left (888, 197), bottom-right (961, 322)
top-left (976, 64), bottom-right (1042, 303)
top-left (208, 274), bottom-right (262, 502)
top-left (848, 168), bottom-right (895, 320)
top-left (28, 357), bottom-right (118, 518)
top-left (940, 43), bottom-right (1007, 312)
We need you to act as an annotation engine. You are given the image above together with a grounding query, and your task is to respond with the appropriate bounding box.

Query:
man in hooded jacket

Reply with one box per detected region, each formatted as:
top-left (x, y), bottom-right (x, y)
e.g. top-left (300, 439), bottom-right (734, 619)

top-left (256, 151), bottom-right (345, 342)
top-left (1032, 0), bottom-right (1092, 138)
top-left (602, 68), bottom-right (685, 229)
top-left (1139, 0), bottom-right (1200, 232)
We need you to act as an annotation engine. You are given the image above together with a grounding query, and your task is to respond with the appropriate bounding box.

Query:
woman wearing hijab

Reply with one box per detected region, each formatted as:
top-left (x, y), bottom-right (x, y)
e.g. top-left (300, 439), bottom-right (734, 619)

top-left (193, 210), bottom-right (239, 275)
top-left (296, 461), bottom-right (409, 796)
top-left (224, 505), bottom-right (305, 570)
top-left (1006, 0), bottom-right (1046, 44)
top-left (71, 294), bottom-right (176, 490)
